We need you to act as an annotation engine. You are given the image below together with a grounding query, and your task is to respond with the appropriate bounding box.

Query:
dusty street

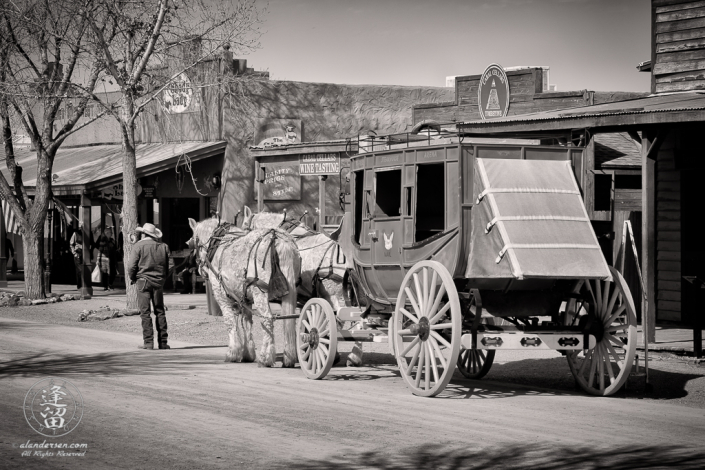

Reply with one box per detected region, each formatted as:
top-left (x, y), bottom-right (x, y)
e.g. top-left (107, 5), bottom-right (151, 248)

top-left (1, 308), bottom-right (705, 470)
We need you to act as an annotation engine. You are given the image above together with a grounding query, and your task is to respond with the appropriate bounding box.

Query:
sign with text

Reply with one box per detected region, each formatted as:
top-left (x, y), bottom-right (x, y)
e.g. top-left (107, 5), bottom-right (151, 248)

top-left (100, 183), bottom-right (142, 200)
top-left (263, 164), bottom-right (301, 200)
top-left (478, 64), bottom-right (509, 120)
top-left (162, 72), bottom-right (200, 114)
top-left (254, 119), bottom-right (302, 148)
top-left (299, 153), bottom-right (340, 176)
top-left (142, 186), bottom-right (156, 198)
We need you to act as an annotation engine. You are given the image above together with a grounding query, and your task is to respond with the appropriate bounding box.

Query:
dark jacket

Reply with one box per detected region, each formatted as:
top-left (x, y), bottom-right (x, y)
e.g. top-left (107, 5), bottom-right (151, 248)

top-left (97, 235), bottom-right (118, 261)
top-left (127, 237), bottom-right (170, 288)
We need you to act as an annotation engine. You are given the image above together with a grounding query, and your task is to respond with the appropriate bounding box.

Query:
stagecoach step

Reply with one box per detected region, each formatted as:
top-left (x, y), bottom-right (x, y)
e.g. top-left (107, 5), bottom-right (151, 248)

top-left (337, 307), bottom-right (366, 322)
top-left (337, 329), bottom-right (388, 343)
top-left (461, 332), bottom-right (596, 351)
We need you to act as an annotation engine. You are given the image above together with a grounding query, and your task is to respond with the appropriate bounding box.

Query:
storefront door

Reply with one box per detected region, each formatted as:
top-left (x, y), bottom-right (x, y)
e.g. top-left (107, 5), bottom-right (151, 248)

top-left (161, 198), bottom-right (200, 252)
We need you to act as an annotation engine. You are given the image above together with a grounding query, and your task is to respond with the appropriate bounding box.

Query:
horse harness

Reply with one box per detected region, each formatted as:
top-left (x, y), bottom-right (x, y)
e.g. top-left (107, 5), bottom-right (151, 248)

top-left (195, 223), bottom-right (290, 317)
top-left (274, 215), bottom-right (347, 299)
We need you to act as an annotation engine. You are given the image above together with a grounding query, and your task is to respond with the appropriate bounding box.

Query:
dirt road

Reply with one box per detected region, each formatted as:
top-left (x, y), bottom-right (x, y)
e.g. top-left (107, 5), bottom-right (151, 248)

top-left (2, 316), bottom-right (705, 470)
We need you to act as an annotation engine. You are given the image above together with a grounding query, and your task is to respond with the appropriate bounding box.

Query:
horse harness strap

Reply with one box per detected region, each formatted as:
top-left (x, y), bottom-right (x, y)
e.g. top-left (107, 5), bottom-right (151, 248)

top-left (310, 241), bottom-right (345, 297)
top-left (200, 228), bottom-right (289, 317)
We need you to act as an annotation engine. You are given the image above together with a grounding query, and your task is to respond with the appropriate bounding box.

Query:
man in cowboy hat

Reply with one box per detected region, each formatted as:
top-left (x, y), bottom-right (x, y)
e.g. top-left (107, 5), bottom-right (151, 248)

top-left (128, 223), bottom-right (171, 350)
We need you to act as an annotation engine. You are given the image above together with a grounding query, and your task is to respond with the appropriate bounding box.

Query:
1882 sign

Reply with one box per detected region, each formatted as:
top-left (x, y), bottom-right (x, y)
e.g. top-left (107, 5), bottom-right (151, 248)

top-left (478, 64), bottom-right (509, 120)
top-left (300, 153), bottom-right (340, 176)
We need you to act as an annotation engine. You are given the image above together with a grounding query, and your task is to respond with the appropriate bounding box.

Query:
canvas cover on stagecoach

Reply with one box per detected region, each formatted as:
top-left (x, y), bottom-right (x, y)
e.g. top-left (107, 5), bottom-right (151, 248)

top-left (466, 158), bottom-right (611, 281)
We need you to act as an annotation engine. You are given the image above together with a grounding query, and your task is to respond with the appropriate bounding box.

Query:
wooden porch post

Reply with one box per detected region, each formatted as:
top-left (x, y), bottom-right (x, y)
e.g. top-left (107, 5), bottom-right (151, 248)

top-left (0, 201), bottom-right (7, 288)
top-left (256, 160), bottom-right (264, 213)
top-left (319, 176), bottom-right (327, 232)
top-left (642, 130), bottom-right (661, 343)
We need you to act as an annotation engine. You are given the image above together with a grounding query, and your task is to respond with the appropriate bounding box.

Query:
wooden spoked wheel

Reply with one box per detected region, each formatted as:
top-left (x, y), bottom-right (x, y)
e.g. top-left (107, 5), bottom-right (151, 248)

top-left (297, 298), bottom-right (338, 380)
top-left (458, 349), bottom-right (495, 379)
top-left (566, 267), bottom-right (637, 396)
top-left (457, 290), bottom-right (495, 379)
top-left (393, 261), bottom-right (461, 397)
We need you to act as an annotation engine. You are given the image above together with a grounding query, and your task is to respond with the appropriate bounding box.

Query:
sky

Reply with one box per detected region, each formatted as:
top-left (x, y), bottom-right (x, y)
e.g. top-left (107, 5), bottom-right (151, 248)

top-left (246, 0), bottom-right (651, 92)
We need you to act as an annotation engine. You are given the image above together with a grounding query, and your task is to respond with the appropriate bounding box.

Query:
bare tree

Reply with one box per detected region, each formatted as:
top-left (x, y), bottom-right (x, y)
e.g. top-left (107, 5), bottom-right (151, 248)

top-left (0, 0), bottom-right (112, 299)
top-left (82, 0), bottom-right (264, 308)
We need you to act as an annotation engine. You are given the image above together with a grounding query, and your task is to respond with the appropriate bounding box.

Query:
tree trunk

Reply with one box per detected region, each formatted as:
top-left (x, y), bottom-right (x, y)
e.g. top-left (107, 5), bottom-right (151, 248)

top-left (22, 147), bottom-right (52, 299)
top-left (22, 223), bottom-right (45, 299)
top-left (121, 97), bottom-right (139, 309)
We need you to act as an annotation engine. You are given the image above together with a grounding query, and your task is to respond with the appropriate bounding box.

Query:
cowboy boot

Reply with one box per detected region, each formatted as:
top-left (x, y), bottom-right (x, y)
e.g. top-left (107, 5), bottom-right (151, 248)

top-left (137, 343), bottom-right (154, 350)
top-left (158, 343), bottom-right (170, 350)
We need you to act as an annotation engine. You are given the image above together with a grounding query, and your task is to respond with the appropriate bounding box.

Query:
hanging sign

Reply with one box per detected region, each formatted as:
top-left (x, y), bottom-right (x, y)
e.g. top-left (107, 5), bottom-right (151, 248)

top-left (262, 164), bottom-right (301, 200)
top-left (299, 153), bottom-right (340, 176)
top-left (101, 183), bottom-right (142, 200)
top-left (478, 64), bottom-right (510, 120)
top-left (142, 186), bottom-right (156, 198)
top-left (162, 72), bottom-right (200, 114)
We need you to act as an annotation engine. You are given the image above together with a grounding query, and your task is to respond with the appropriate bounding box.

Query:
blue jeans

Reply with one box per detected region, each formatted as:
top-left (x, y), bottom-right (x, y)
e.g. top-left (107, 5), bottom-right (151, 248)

top-left (137, 278), bottom-right (167, 345)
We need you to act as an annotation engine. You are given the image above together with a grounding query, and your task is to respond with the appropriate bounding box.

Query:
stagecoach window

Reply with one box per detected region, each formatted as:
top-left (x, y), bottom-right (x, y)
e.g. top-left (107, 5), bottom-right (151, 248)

top-left (415, 163), bottom-right (444, 242)
top-left (354, 170), bottom-right (364, 243)
top-left (374, 169), bottom-right (402, 218)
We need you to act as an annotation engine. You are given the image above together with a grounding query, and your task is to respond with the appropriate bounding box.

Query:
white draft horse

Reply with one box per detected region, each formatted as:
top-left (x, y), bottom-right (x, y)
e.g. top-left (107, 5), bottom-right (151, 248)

top-left (188, 218), bottom-right (301, 367)
top-left (241, 206), bottom-right (364, 367)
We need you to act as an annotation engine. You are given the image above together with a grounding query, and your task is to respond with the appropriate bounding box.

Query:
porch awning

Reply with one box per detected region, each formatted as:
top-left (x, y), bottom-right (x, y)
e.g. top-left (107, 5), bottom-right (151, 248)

top-left (1, 141), bottom-right (225, 195)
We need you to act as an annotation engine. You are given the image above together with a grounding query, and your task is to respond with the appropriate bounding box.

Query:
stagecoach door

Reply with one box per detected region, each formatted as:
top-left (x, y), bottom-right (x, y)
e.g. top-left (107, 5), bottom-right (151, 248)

top-left (369, 167), bottom-right (405, 300)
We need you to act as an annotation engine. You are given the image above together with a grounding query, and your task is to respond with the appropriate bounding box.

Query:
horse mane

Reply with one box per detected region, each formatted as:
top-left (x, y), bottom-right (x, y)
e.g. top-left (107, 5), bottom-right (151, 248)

top-left (251, 212), bottom-right (284, 230)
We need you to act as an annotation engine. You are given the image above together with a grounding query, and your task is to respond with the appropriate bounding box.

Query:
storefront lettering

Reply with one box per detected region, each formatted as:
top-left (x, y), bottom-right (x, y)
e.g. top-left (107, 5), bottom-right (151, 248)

top-left (263, 164), bottom-right (301, 200)
top-left (299, 154), bottom-right (341, 176)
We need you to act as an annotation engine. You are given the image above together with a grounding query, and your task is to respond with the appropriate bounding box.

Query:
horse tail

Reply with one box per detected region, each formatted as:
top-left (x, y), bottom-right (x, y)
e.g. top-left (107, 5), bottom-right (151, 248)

top-left (277, 236), bottom-right (300, 368)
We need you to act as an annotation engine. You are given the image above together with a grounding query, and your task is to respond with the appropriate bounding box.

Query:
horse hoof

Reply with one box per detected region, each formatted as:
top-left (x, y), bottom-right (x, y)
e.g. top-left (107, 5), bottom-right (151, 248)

top-left (346, 355), bottom-right (363, 367)
top-left (281, 358), bottom-right (296, 368)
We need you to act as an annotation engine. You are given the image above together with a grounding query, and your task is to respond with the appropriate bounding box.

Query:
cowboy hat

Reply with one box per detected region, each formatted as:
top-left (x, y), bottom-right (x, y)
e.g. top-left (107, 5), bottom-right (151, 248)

top-left (135, 223), bottom-right (162, 239)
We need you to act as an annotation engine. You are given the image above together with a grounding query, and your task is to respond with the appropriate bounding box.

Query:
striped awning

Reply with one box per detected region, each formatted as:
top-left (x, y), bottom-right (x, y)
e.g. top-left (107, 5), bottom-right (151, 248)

top-left (1, 199), bottom-right (20, 234)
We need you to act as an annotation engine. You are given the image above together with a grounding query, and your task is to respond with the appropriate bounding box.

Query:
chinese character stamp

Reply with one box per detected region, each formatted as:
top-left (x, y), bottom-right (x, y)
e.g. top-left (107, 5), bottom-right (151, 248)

top-left (24, 378), bottom-right (83, 437)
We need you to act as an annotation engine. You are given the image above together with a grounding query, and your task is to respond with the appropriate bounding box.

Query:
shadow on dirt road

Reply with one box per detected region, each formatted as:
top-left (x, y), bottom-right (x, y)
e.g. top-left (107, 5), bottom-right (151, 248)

top-left (282, 443), bottom-right (705, 470)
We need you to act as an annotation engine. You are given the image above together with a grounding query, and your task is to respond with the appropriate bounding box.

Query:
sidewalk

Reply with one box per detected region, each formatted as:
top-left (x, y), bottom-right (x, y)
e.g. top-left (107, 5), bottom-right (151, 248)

top-left (2, 279), bottom-right (703, 353)
top-left (637, 325), bottom-right (705, 354)
top-left (0, 280), bottom-right (208, 309)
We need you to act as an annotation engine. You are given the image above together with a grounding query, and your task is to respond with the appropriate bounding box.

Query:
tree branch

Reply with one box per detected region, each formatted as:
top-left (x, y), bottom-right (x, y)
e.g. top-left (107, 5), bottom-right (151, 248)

top-left (130, 0), bottom-right (168, 85)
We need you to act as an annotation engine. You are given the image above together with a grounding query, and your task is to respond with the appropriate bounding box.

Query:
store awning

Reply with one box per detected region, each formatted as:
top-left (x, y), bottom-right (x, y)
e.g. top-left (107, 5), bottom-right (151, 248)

top-left (249, 139), bottom-right (358, 158)
top-left (1, 141), bottom-right (225, 195)
top-left (458, 92), bottom-right (705, 134)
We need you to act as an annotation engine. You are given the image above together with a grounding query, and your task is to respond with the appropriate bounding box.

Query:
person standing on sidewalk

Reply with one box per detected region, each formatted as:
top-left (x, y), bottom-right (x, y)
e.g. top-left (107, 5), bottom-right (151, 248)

top-left (69, 222), bottom-right (93, 290)
top-left (127, 223), bottom-right (170, 350)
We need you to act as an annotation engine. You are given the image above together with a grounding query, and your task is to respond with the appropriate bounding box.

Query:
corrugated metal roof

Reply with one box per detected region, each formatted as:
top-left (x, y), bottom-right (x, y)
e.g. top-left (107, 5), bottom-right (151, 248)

top-left (1, 141), bottom-right (225, 189)
top-left (595, 133), bottom-right (641, 169)
top-left (460, 92), bottom-right (705, 126)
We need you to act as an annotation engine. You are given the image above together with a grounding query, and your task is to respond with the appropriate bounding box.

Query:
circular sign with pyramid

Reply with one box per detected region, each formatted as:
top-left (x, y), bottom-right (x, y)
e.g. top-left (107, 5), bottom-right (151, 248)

top-left (478, 64), bottom-right (509, 120)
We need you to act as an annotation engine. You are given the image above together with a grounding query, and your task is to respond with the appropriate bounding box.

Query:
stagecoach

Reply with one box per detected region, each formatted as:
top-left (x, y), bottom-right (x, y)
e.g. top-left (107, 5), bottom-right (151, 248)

top-left (295, 132), bottom-right (637, 398)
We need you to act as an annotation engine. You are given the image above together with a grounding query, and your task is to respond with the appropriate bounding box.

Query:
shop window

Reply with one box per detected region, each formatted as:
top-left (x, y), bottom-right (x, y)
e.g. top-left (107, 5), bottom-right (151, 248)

top-left (354, 170), bottom-right (364, 243)
top-left (615, 175), bottom-right (641, 189)
top-left (594, 174), bottom-right (612, 212)
top-left (375, 169), bottom-right (401, 218)
top-left (415, 163), bottom-right (444, 242)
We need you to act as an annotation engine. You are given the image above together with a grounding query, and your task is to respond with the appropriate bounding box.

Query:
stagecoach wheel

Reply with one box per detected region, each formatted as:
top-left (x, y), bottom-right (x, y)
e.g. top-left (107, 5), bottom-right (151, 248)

top-left (457, 290), bottom-right (495, 379)
top-left (297, 298), bottom-right (338, 380)
top-left (393, 261), bottom-right (461, 397)
top-left (566, 267), bottom-right (637, 396)
top-left (457, 349), bottom-right (495, 379)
